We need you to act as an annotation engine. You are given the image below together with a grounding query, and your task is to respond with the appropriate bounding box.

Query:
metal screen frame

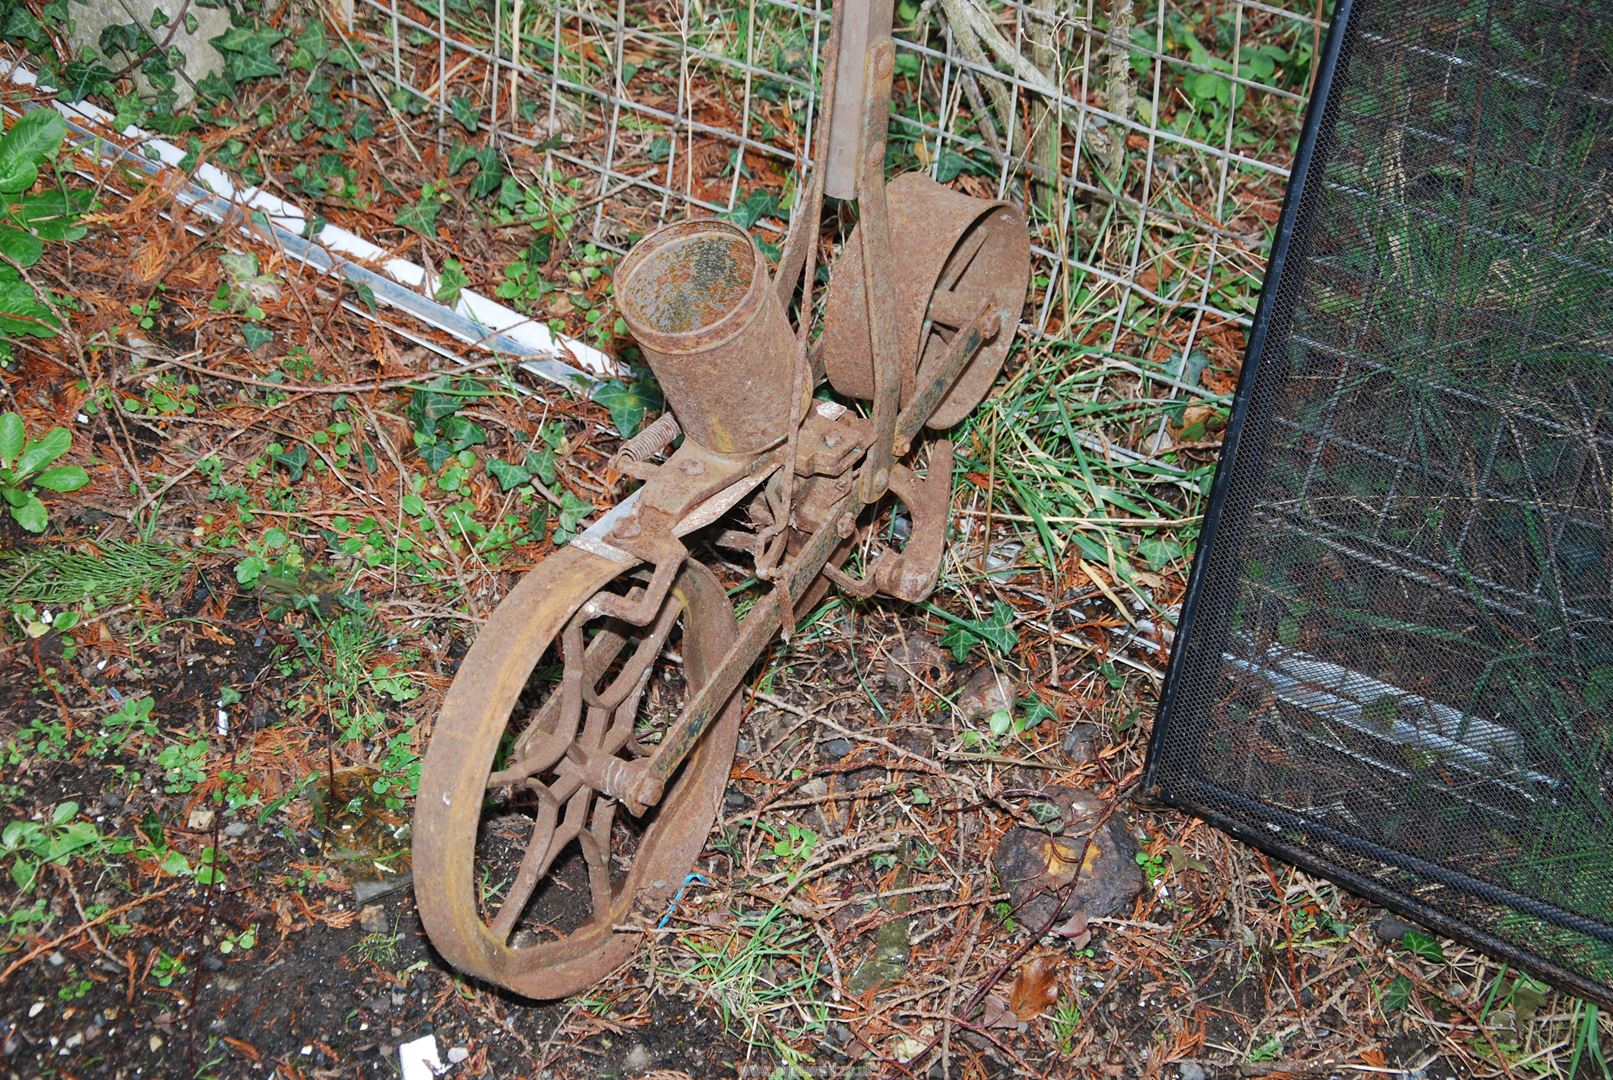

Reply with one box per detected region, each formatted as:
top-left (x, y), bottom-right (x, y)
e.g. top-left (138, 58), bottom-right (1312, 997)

top-left (1142, 0), bottom-right (1613, 1008)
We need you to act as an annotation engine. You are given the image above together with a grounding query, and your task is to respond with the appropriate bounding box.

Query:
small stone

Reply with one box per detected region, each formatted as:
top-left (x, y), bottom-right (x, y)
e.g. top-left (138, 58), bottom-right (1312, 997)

top-left (956, 667), bottom-right (1019, 722)
top-left (881, 631), bottom-right (948, 692)
top-left (224, 821), bottom-right (250, 839)
top-left (724, 789), bottom-right (749, 812)
top-left (621, 1044), bottom-right (651, 1072)
top-left (845, 957), bottom-right (905, 995)
top-left (799, 778), bottom-right (829, 800)
top-left (992, 788), bottom-right (1143, 930)
top-left (202, 954), bottom-right (223, 972)
top-left (822, 738), bottom-right (853, 760)
top-left (187, 808), bottom-right (216, 832)
top-left (390, 993), bottom-right (406, 1007)
top-left (359, 904), bottom-right (389, 935)
top-left (1373, 913), bottom-right (1418, 944)
top-left (47, 952), bottom-right (65, 967)
top-left (1178, 1064), bottom-right (1207, 1080)
top-left (1061, 723), bottom-right (1099, 764)
top-left (148, 1035), bottom-right (163, 1052)
top-left (447, 1046), bottom-right (470, 1064)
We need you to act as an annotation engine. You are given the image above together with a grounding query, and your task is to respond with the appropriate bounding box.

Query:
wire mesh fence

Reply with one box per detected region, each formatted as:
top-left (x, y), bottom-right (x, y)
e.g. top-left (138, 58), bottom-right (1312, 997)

top-left (353, 0), bottom-right (1330, 479)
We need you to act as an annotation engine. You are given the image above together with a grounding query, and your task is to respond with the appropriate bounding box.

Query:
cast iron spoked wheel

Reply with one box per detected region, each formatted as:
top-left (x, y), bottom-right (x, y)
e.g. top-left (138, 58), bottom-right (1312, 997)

top-left (412, 547), bottom-right (741, 999)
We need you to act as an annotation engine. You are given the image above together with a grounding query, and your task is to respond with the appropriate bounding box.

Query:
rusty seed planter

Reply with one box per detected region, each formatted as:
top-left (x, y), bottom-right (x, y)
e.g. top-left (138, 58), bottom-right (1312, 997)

top-left (412, 0), bottom-right (1031, 999)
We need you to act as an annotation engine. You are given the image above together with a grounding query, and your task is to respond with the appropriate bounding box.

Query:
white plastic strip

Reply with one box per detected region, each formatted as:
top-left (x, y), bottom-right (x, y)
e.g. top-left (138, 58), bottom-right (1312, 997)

top-left (1, 59), bottom-right (625, 395)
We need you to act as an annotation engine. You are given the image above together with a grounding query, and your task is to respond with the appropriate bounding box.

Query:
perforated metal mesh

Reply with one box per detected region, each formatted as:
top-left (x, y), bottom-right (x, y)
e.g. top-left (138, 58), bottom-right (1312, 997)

top-left (1145, 0), bottom-right (1613, 1004)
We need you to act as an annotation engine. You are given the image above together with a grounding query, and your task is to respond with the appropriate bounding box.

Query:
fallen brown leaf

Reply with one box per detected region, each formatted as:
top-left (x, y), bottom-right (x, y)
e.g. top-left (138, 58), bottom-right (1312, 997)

top-left (978, 994), bottom-right (1019, 1029)
top-left (1008, 954), bottom-right (1063, 1021)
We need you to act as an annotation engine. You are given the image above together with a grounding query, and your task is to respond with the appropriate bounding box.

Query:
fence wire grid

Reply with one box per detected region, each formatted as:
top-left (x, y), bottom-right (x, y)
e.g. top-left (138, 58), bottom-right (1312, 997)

top-left (355, 0), bottom-right (1331, 481)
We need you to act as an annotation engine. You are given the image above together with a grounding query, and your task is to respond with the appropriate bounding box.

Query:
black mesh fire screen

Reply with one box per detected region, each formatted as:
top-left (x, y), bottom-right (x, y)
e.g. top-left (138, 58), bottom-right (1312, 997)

top-left (1142, 0), bottom-right (1613, 1004)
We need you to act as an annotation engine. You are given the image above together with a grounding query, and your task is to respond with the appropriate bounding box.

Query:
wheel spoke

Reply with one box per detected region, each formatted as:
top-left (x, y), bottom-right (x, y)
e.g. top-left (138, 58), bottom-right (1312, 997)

top-left (581, 590), bottom-right (683, 710)
top-left (488, 791), bottom-right (558, 941)
top-left (490, 787), bottom-right (590, 942)
top-left (578, 799), bottom-right (618, 918)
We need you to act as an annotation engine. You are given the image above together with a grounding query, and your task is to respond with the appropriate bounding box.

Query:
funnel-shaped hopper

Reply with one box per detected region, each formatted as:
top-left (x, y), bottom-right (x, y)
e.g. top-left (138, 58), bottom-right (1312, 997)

top-left (618, 219), bottom-right (800, 455)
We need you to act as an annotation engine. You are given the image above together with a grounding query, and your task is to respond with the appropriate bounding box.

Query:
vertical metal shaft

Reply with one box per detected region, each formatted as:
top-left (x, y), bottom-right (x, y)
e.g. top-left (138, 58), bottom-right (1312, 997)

top-left (823, 0), bottom-right (895, 200)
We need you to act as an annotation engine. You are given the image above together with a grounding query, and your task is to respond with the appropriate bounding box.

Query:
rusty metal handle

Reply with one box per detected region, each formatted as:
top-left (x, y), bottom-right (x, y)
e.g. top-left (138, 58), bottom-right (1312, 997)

top-left (854, 36), bottom-right (901, 504)
top-left (823, 0), bottom-right (895, 200)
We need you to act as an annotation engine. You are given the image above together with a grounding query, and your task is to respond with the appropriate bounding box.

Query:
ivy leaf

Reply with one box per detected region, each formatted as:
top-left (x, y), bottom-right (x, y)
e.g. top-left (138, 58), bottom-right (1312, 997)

top-left (448, 144), bottom-right (505, 200)
top-left (448, 96), bottom-right (480, 132)
top-left (593, 380), bottom-right (661, 439)
top-left (271, 443), bottom-right (310, 481)
top-left (1018, 696), bottom-right (1057, 732)
top-left (350, 281), bottom-right (378, 313)
top-left (406, 375), bottom-right (459, 438)
top-left (938, 601), bottom-right (1019, 662)
top-left (289, 21), bottom-right (329, 70)
top-left (1137, 536), bottom-right (1182, 571)
top-left (210, 26), bottom-right (286, 81)
top-left (0, 110), bottom-right (68, 194)
top-left (433, 258), bottom-right (468, 305)
top-left (195, 69), bottom-right (235, 105)
top-left (447, 141), bottom-right (479, 175)
top-left (553, 491), bottom-right (593, 544)
top-left (723, 188), bottom-right (777, 230)
top-left (522, 446), bottom-right (558, 486)
top-left (485, 457), bottom-right (531, 492)
top-left (395, 194), bottom-right (440, 236)
top-left (241, 323), bottom-right (274, 350)
top-left (933, 148), bottom-right (970, 183)
top-left (1381, 974), bottom-right (1412, 1014)
top-left (416, 436), bottom-right (452, 473)
top-left (1401, 930), bottom-right (1446, 964)
top-left (437, 415), bottom-right (486, 453)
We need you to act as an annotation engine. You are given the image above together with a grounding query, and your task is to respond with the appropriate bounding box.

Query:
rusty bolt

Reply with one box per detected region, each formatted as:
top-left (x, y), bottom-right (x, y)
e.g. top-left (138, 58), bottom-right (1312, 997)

top-left (835, 513), bottom-right (856, 539)
top-left (867, 139), bottom-right (885, 167)
top-left (874, 43), bottom-right (894, 79)
top-left (979, 309), bottom-right (1003, 339)
top-left (612, 514), bottom-right (642, 540)
top-left (823, 433), bottom-right (842, 449)
top-left (679, 459), bottom-right (706, 476)
top-left (873, 468), bottom-right (890, 492)
top-left (625, 772), bottom-right (666, 817)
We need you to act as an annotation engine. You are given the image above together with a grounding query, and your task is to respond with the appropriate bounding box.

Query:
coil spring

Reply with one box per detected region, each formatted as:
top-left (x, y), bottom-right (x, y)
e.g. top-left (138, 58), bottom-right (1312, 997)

top-left (616, 412), bottom-right (680, 463)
